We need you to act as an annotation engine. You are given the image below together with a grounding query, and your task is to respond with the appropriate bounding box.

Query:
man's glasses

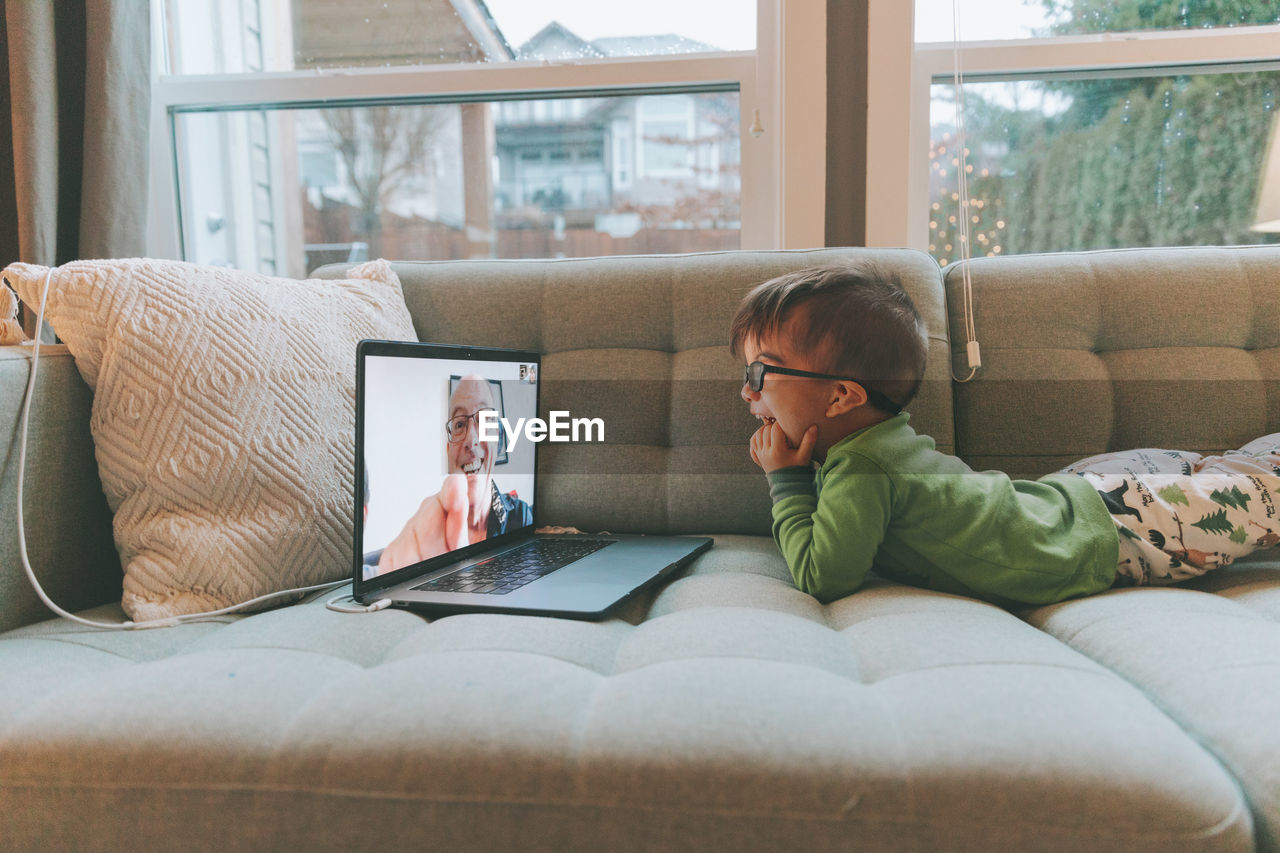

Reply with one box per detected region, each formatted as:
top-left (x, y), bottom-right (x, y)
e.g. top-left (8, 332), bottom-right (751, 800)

top-left (445, 409), bottom-right (497, 443)
top-left (743, 361), bottom-right (903, 415)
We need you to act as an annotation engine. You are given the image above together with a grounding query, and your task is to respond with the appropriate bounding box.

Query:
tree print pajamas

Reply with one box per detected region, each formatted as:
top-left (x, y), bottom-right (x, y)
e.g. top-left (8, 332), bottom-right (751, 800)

top-left (1060, 435), bottom-right (1280, 586)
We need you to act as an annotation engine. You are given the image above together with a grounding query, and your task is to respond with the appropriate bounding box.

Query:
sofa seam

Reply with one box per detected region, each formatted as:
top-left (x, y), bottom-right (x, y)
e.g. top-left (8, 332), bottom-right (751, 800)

top-left (354, 247), bottom-right (936, 270)
top-left (864, 658), bottom-right (1121, 684)
top-left (0, 636), bottom-right (149, 661)
top-left (940, 243), bottom-right (1280, 272)
top-left (0, 779), bottom-right (1251, 841)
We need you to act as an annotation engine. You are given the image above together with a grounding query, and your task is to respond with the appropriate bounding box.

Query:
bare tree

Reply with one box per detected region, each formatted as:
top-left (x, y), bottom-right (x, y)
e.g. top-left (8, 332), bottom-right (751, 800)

top-left (321, 105), bottom-right (448, 255)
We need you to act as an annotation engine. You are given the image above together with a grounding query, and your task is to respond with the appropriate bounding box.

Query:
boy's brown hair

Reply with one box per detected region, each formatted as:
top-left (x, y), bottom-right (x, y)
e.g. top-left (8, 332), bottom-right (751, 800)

top-left (729, 263), bottom-right (929, 412)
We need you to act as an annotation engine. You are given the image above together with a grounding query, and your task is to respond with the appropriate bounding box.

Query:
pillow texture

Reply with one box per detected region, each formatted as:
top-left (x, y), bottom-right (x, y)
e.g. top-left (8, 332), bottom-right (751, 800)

top-left (3, 258), bottom-right (416, 621)
top-left (0, 281), bottom-right (23, 344)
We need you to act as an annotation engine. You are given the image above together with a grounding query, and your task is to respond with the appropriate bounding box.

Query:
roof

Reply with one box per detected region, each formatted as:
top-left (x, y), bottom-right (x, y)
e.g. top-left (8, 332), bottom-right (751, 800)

top-left (292, 0), bottom-right (513, 68)
top-left (516, 21), bottom-right (721, 61)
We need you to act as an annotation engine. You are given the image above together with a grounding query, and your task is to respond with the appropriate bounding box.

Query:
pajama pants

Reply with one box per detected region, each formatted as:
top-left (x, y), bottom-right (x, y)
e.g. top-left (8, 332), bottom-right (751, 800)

top-left (1059, 434), bottom-right (1280, 586)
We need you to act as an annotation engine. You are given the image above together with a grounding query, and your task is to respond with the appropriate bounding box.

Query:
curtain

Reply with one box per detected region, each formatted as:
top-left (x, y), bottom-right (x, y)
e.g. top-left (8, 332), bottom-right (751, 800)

top-left (2, 0), bottom-right (150, 334)
top-left (825, 0), bottom-right (869, 247)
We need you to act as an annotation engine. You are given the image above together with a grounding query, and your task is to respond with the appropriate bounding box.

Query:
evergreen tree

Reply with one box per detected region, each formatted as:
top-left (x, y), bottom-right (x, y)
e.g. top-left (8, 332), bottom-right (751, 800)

top-left (1041, 0), bottom-right (1279, 34)
top-left (1210, 485), bottom-right (1252, 510)
top-left (928, 0), bottom-right (1280, 265)
top-left (1192, 507), bottom-right (1235, 535)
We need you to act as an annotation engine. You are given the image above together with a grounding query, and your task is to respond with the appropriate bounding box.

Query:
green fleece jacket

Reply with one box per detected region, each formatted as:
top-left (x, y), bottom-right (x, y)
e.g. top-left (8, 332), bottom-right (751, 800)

top-left (766, 413), bottom-right (1119, 608)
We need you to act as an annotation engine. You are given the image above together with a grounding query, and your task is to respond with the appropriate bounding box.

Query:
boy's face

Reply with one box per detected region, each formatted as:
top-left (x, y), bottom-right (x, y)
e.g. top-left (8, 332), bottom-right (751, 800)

top-left (740, 320), bottom-right (836, 452)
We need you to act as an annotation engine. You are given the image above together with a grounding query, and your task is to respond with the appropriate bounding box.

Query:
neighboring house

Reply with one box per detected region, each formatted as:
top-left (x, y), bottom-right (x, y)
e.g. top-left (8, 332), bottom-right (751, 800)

top-left (176, 8), bottom-right (739, 274)
top-left (292, 0), bottom-right (512, 264)
top-left (512, 21), bottom-right (605, 62)
top-left (177, 0), bottom-right (512, 274)
top-left (494, 23), bottom-right (741, 232)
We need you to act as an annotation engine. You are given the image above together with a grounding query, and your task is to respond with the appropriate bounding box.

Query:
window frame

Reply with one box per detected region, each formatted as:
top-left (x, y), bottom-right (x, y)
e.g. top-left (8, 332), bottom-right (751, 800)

top-left (864, 0), bottom-right (1280, 250)
top-left (147, 0), bottom-right (828, 262)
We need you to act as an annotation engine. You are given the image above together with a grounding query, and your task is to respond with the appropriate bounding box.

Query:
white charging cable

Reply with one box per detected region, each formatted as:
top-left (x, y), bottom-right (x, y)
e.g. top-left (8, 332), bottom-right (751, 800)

top-left (949, 0), bottom-right (982, 383)
top-left (15, 266), bottom-right (349, 630)
top-left (324, 593), bottom-right (392, 614)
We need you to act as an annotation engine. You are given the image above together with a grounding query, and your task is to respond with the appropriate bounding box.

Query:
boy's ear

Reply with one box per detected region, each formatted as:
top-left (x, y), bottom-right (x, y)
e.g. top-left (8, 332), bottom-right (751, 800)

top-left (826, 380), bottom-right (868, 416)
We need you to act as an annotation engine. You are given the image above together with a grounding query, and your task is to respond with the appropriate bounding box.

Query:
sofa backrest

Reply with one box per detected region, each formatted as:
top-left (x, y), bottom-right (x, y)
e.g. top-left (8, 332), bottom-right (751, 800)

top-left (318, 249), bottom-right (954, 536)
top-left (0, 346), bottom-right (120, 632)
top-left (945, 245), bottom-right (1280, 480)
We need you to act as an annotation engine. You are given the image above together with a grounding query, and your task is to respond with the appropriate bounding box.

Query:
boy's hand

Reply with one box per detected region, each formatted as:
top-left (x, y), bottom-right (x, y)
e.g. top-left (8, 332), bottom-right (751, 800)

top-left (750, 422), bottom-right (817, 473)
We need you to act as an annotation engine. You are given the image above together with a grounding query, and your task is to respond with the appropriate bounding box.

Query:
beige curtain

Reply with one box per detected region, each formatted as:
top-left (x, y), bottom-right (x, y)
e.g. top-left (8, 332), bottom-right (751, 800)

top-left (2, 0), bottom-right (150, 333)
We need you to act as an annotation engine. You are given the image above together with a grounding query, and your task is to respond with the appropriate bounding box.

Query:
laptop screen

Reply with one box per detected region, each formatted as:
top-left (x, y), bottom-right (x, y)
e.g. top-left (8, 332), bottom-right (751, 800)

top-left (358, 347), bottom-right (539, 583)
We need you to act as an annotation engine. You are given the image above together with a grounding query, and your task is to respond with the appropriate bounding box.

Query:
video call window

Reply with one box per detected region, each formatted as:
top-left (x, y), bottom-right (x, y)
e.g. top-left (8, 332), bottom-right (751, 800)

top-left (361, 356), bottom-right (537, 580)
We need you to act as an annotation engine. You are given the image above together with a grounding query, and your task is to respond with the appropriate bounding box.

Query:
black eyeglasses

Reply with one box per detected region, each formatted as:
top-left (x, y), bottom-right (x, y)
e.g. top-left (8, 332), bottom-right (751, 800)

top-left (744, 361), bottom-right (903, 415)
top-left (445, 408), bottom-right (498, 443)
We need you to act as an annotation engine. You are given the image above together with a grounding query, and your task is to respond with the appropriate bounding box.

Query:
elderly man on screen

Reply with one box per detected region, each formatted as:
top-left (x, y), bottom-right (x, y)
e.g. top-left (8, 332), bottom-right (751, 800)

top-left (375, 375), bottom-right (532, 576)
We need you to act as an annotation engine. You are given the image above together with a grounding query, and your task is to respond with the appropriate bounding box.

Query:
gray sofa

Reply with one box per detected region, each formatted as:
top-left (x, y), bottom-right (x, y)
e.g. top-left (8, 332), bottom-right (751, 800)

top-left (2, 247), bottom-right (1277, 851)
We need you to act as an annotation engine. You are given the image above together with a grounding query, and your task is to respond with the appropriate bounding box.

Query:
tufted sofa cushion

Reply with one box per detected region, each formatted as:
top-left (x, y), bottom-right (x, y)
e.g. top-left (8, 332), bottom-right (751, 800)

top-left (1024, 560), bottom-right (1280, 853)
top-left (945, 245), bottom-right (1280, 479)
top-left (946, 246), bottom-right (1280, 852)
top-left (0, 536), bottom-right (1252, 851)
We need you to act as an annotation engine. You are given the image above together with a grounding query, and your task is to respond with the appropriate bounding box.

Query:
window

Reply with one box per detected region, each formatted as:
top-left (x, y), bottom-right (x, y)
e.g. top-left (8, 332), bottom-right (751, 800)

top-left (915, 0), bottom-right (1280, 42)
top-left (926, 70), bottom-right (1280, 264)
top-left (639, 95), bottom-right (697, 176)
top-left (151, 0), bottom-right (810, 272)
top-left (865, 1), bottom-right (1280, 258)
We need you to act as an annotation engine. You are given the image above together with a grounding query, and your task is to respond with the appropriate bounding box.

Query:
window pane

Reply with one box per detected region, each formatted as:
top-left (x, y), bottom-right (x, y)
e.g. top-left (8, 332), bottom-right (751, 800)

top-left (173, 93), bottom-right (741, 274)
top-left (165, 0), bottom-right (754, 74)
top-left (915, 0), bottom-right (1280, 42)
top-left (926, 71), bottom-right (1280, 265)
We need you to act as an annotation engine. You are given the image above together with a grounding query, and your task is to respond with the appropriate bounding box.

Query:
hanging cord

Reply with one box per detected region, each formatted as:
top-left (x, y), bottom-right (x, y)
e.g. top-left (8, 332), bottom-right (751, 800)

top-left (15, 267), bottom-right (349, 630)
top-left (949, 0), bottom-right (981, 383)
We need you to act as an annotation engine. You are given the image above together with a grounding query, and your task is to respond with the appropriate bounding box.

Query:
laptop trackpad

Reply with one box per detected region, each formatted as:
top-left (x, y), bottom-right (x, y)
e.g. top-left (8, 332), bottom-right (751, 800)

top-left (542, 541), bottom-right (682, 586)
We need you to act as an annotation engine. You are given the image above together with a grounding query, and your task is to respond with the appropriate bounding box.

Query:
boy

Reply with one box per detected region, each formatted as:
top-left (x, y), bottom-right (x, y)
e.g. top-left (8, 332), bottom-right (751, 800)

top-left (733, 263), bottom-right (1280, 607)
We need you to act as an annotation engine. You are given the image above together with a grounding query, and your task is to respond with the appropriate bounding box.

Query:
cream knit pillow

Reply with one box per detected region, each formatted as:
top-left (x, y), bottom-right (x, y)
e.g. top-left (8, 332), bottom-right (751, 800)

top-left (3, 258), bottom-right (416, 621)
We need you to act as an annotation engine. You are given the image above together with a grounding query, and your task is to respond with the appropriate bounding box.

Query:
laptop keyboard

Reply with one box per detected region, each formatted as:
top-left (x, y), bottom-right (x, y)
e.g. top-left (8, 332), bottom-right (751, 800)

top-left (412, 539), bottom-right (616, 596)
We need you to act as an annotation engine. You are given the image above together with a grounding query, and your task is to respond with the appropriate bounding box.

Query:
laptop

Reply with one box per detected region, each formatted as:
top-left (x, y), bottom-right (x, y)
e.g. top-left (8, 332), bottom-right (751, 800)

top-left (352, 340), bottom-right (712, 619)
